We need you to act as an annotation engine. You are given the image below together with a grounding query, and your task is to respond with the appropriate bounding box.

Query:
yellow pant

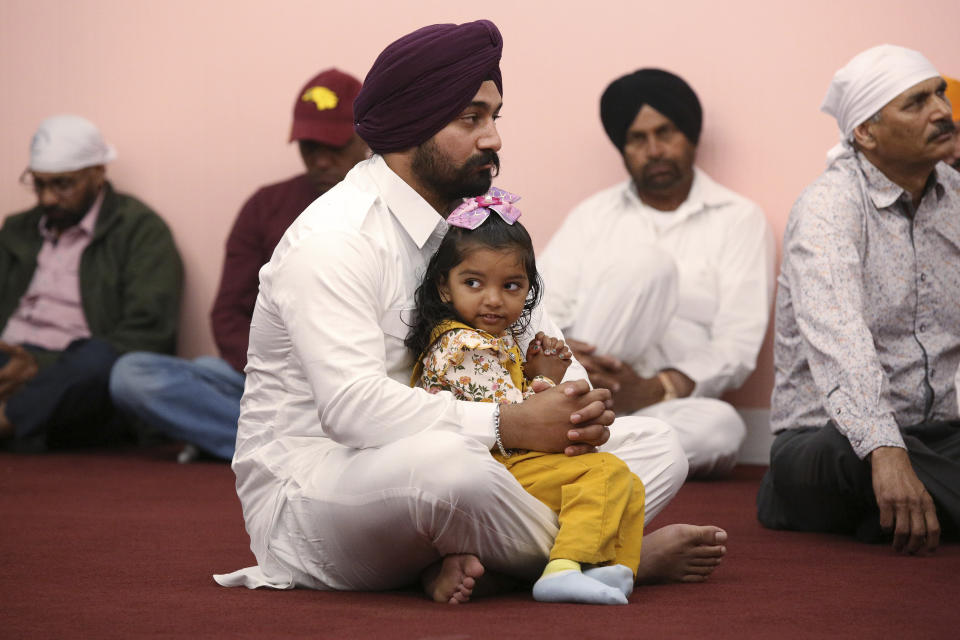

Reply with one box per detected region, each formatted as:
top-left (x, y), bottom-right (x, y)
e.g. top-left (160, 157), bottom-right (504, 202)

top-left (494, 450), bottom-right (645, 575)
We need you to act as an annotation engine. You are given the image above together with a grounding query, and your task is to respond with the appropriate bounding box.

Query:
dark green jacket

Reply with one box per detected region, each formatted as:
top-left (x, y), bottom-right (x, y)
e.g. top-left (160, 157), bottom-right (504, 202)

top-left (0, 183), bottom-right (183, 366)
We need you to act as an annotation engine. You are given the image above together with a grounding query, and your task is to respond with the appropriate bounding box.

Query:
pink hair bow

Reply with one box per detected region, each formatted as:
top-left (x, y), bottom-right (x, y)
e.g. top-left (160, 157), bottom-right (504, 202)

top-left (446, 187), bottom-right (522, 230)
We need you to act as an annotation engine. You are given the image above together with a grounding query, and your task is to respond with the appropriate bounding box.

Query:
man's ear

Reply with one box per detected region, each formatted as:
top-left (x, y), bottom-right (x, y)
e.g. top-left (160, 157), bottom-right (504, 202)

top-left (852, 121), bottom-right (878, 151)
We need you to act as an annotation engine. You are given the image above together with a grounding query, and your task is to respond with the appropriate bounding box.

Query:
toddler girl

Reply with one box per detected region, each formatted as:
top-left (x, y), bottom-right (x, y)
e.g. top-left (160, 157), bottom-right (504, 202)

top-left (407, 188), bottom-right (645, 605)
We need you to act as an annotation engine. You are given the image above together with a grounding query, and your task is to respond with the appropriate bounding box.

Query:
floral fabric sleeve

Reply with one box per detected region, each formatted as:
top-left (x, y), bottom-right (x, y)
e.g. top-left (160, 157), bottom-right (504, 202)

top-left (417, 328), bottom-right (526, 404)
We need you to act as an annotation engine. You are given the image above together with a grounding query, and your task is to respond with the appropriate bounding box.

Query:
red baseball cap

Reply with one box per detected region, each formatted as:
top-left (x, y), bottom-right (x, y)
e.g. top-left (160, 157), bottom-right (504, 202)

top-left (289, 68), bottom-right (362, 146)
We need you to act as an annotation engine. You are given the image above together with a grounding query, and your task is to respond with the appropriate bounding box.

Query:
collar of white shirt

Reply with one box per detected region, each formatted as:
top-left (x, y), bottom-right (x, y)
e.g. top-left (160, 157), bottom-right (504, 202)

top-left (366, 155), bottom-right (447, 250)
top-left (624, 167), bottom-right (735, 228)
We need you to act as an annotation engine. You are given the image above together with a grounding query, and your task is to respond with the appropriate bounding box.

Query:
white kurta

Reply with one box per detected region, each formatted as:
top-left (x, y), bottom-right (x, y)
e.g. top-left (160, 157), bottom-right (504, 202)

top-left (214, 156), bottom-right (688, 591)
top-left (540, 169), bottom-right (775, 476)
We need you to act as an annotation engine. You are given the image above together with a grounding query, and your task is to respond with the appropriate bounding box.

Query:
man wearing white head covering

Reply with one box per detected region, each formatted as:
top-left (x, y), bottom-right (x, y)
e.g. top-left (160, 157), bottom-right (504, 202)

top-left (757, 45), bottom-right (960, 553)
top-left (0, 115), bottom-right (182, 452)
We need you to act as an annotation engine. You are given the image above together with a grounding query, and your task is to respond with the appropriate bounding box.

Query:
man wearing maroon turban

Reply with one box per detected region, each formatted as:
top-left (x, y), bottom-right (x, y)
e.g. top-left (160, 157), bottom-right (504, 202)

top-left (216, 22), bottom-right (727, 604)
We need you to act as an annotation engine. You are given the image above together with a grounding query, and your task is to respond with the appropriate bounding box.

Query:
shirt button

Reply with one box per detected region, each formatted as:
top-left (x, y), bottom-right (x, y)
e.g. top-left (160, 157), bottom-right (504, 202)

top-left (836, 409), bottom-right (842, 415)
top-left (920, 273), bottom-right (926, 282)
top-left (919, 324), bottom-right (926, 333)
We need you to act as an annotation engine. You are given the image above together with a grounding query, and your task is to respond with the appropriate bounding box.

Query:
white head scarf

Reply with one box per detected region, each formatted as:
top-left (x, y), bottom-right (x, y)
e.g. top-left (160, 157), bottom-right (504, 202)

top-left (820, 45), bottom-right (940, 163)
top-left (28, 115), bottom-right (117, 173)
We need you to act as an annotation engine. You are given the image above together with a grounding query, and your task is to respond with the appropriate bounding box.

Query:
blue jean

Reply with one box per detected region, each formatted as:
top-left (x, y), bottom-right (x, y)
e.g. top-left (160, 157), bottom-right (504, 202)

top-left (2, 338), bottom-right (124, 452)
top-left (109, 352), bottom-right (244, 460)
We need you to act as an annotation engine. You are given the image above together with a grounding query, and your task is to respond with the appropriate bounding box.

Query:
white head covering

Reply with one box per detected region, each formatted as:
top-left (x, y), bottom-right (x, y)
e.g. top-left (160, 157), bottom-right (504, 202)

top-left (28, 115), bottom-right (117, 173)
top-left (821, 44), bottom-right (940, 141)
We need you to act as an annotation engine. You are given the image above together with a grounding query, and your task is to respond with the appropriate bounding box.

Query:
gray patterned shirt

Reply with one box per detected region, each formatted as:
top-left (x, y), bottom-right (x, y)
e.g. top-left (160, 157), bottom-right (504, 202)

top-left (771, 151), bottom-right (960, 459)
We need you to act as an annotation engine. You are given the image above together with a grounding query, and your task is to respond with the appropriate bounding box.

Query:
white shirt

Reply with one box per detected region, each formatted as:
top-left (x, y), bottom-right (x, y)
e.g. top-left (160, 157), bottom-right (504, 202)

top-left (231, 155), bottom-right (585, 586)
top-left (540, 168), bottom-right (775, 398)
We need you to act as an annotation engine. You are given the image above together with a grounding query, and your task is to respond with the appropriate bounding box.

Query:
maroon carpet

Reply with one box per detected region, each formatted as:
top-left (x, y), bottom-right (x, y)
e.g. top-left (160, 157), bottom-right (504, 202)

top-left (2, 448), bottom-right (957, 639)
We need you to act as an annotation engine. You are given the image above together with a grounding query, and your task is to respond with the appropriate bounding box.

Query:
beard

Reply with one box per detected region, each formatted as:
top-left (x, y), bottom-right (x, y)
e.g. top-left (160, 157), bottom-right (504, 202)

top-left (42, 180), bottom-right (101, 231)
top-left (636, 159), bottom-right (685, 192)
top-left (411, 139), bottom-right (500, 207)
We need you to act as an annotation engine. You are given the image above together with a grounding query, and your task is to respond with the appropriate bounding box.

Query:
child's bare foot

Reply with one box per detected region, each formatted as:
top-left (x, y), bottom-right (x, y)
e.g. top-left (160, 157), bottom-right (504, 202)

top-left (421, 554), bottom-right (485, 604)
top-left (635, 524), bottom-right (727, 584)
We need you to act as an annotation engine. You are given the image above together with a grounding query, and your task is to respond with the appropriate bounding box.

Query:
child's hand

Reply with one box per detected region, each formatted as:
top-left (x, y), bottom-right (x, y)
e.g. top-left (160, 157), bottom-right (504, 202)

top-left (525, 331), bottom-right (572, 384)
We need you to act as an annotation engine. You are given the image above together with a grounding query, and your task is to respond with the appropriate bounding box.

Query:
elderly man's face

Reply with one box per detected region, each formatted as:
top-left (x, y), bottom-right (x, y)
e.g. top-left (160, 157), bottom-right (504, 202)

top-left (622, 105), bottom-right (696, 199)
top-left (411, 80), bottom-right (503, 208)
top-left (863, 77), bottom-right (955, 167)
top-left (298, 134), bottom-right (370, 194)
top-left (29, 165), bottom-right (105, 231)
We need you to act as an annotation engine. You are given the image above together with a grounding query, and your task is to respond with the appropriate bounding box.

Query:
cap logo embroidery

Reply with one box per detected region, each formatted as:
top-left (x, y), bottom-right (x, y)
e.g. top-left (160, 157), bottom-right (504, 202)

top-left (301, 86), bottom-right (339, 111)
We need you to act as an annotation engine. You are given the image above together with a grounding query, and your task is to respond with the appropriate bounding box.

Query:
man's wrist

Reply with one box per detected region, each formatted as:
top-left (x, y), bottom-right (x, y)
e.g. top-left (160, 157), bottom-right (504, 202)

top-left (657, 371), bottom-right (678, 401)
top-left (492, 403), bottom-right (510, 457)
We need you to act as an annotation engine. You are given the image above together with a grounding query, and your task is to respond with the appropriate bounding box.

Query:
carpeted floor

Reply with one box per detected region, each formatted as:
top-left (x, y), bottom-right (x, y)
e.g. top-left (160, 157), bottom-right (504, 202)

top-left (2, 447), bottom-right (957, 639)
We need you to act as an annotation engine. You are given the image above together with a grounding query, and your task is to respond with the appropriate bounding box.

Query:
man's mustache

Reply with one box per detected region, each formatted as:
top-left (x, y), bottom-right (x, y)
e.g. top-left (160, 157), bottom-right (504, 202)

top-left (464, 151), bottom-right (500, 177)
top-left (929, 119), bottom-right (957, 142)
top-left (643, 159), bottom-right (679, 175)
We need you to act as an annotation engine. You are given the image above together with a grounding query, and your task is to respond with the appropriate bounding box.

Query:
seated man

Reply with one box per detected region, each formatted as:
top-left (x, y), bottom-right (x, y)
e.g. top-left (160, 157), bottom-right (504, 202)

top-left (540, 69), bottom-right (775, 477)
top-left (758, 45), bottom-right (960, 554)
top-left (0, 115), bottom-right (182, 452)
top-left (215, 20), bottom-right (726, 603)
top-left (110, 69), bottom-right (369, 461)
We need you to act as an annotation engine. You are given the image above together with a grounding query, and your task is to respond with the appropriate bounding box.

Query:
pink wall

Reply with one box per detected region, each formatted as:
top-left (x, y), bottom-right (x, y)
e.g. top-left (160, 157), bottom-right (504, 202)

top-left (2, 0), bottom-right (958, 408)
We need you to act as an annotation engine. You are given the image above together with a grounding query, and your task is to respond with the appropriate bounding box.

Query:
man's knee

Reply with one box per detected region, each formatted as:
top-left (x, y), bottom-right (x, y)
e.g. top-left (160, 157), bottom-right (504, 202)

top-left (404, 431), bottom-right (502, 505)
top-left (768, 425), bottom-right (865, 492)
top-left (610, 415), bottom-right (689, 500)
top-left (109, 352), bottom-right (168, 406)
top-left (697, 399), bottom-right (746, 453)
top-left (61, 338), bottom-right (118, 378)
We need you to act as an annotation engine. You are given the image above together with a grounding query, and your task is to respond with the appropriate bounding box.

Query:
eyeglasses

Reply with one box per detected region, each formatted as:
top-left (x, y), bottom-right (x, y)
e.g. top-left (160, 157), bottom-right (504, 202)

top-left (19, 169), bottom-right (85, 197)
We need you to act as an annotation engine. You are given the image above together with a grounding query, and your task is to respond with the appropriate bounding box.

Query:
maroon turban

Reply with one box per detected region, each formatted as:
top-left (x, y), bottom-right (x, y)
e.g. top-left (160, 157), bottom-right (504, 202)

top-left (354, 20), bottom-right (503, 154)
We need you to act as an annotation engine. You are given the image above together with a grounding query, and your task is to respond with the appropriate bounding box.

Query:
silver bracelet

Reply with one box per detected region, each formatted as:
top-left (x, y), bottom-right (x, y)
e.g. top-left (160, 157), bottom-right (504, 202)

top-left (493, 403), bottom-right (510, 458)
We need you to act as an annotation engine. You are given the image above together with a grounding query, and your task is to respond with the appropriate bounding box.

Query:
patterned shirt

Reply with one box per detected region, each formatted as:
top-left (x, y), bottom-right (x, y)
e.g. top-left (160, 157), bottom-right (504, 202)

top-left (771, 152), bottom-right (960, 459)
top-left (413, 322), bottom-right (539, 405)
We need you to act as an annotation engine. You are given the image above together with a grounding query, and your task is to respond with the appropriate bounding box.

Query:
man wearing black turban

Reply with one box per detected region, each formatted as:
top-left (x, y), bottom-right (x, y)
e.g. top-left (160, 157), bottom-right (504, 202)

top-left (217, 29), bottom-right (729, 605)
top-left (541, 68), bottom-right (775, 479)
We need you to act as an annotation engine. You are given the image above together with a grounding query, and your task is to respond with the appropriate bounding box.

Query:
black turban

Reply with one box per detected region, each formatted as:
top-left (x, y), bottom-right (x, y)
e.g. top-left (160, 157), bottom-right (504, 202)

top-left (600, 68), bottom-right (702, 151)
top-left (354, 20), bottom-right (503, 154)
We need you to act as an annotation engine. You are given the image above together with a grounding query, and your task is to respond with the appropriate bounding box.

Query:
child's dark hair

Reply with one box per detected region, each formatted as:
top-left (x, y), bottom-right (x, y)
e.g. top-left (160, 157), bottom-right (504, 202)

top-left (405, 214), bottom-right (542, 359)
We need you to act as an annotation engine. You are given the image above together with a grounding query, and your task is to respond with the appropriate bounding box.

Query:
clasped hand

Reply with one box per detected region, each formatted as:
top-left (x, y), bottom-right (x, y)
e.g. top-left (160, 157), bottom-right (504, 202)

top-left (0, 341), bottom-right (39, 401)
top-left (500, 379), bottom-right (614, 456)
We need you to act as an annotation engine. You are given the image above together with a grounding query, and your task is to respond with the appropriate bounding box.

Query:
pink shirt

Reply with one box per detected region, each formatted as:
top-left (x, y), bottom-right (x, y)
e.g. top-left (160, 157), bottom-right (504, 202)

top-left (1, 190), bottom-right (103, 351)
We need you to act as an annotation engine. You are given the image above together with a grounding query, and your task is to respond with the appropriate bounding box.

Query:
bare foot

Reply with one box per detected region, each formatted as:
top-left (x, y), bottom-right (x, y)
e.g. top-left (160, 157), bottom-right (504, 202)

top-left (635, 524), bottom-right (727, 584)
top-left (421, 554), bottom-right (485, 604)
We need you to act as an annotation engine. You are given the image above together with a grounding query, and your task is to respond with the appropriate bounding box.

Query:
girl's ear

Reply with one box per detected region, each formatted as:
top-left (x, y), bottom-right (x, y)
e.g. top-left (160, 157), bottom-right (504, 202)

top-left (437, 278), bottom-right (452, 303)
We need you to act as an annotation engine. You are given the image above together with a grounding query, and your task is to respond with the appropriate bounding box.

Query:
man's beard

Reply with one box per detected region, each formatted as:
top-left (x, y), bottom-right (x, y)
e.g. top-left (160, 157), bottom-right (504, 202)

top-left (43, 182), bottom-right (100, 231)
top-left (411, 139), bottom-right (500, 207)
top-left (636, 159), bottom-right (684, 192)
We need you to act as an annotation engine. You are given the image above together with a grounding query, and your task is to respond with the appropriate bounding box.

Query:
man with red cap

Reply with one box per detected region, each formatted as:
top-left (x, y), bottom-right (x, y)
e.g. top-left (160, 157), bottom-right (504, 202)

top-left (109, 69), bottom-right (368, 461)
top-left (215, 21), bottom-right (727, 604)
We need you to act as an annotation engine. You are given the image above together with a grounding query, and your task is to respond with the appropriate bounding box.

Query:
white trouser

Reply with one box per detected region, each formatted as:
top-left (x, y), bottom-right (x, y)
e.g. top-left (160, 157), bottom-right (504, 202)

top-left (558, 244), bottom-right (745, 477)
top-left (266, 415), bottom-right (686, 591)
top-left (635, 398), bottom-right (746, 477)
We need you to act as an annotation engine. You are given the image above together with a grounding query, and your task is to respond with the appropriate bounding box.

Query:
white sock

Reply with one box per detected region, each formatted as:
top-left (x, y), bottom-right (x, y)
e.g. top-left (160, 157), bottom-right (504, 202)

top-left (583, 564), bottom-right (634, 598)
top-left (532, 570), bottom-right (628, 605)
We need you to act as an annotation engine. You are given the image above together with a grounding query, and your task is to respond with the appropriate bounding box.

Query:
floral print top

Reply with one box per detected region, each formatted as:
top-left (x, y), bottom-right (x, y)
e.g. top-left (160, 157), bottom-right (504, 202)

top-left (412, 319), bottom-right (548, 404)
